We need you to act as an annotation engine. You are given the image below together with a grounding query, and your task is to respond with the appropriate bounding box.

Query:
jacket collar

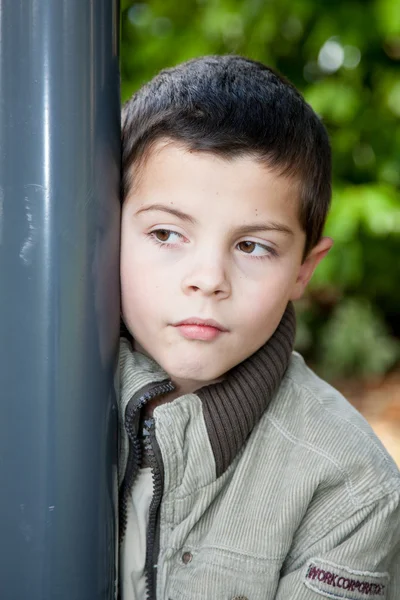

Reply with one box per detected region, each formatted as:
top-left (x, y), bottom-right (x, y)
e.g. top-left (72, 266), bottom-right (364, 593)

top-left (197, 302), bottom-right (296, 476)
top-left (120, 302), bottom-right (296, 477)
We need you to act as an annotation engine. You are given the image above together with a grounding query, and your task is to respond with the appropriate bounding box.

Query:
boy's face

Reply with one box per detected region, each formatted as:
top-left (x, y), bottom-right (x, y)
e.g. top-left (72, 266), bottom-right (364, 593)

top-left (121, 142), bottom-right (331, 394)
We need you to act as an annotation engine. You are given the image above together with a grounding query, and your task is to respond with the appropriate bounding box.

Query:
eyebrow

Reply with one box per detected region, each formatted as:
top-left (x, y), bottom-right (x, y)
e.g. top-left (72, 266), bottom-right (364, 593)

top-left (134, 203), bottom-right (197, 224)
top-left (234, 223), bottom-right (294, 237)
top-left (134, 203), bottom-right (294, 236)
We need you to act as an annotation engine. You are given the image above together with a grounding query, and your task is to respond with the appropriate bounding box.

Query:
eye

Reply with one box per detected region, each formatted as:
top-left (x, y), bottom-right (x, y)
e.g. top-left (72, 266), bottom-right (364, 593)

top-left (238, 241), bottom-right (257, 254)
top-left (237, 240), bottom-right (274, 257)
top-left (149, 229), bottom-right (185, 245)
top-left (154, 229), bottom-right (172, 242)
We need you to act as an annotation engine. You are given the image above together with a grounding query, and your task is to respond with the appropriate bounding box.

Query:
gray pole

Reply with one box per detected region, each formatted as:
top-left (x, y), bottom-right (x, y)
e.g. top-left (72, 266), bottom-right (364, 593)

top-left (0, 1), bottom-right (120, 599)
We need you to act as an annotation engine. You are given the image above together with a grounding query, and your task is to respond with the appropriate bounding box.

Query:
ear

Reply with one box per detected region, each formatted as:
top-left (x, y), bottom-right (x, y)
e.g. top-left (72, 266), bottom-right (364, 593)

top-left (290, 237), bottom-right (333, 301)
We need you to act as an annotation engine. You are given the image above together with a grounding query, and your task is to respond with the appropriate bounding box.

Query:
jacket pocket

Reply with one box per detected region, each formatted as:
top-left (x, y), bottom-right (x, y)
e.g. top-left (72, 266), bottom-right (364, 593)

top-left (166, 547), bottom-right (281, 600)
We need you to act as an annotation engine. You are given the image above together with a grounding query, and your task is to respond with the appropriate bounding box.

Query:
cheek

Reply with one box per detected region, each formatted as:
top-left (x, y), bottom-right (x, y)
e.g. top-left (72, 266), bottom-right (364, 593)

top-left (237, 268), bottom-right (295, 309)
top-left (121, 246), bottom-right (147, 311)
top-left (234, 275), bottom-right (294, 333)
top-left (121, 255), bottom-right (167, 327)
top-left (241, 299), bottom-right (282, 333)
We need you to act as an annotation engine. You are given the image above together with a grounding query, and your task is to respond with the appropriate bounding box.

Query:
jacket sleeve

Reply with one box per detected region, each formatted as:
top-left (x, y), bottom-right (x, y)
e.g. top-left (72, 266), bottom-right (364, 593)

top-left (274, 490), bottom-right (400, 600)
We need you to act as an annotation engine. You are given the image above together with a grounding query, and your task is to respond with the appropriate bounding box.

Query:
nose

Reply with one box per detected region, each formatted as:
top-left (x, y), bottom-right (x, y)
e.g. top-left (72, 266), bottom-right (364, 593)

top-left (181, 253), bottom-right (231, 298)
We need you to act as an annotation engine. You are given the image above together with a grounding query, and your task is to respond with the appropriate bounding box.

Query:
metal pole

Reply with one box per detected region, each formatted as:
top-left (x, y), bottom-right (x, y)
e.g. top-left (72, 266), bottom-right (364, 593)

top-left (0, 1), bottom-right (120, 598)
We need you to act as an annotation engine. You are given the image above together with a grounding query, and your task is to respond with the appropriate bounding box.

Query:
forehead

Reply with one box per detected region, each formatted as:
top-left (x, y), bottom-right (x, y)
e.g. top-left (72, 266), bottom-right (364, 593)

top-left (126, 141), bottom-right (302, 228)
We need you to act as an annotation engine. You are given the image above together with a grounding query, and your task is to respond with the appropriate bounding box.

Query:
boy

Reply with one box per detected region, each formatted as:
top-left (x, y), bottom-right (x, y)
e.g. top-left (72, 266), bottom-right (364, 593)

top-left (118, 56), bottom-right (400, 600)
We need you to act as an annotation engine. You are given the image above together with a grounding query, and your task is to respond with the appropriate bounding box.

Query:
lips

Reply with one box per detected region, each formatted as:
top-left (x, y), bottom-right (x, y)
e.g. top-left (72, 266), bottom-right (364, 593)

top-left (173, 318), bottom-right (228, 341)
top-left (173, 318), bottom-right (228, 331)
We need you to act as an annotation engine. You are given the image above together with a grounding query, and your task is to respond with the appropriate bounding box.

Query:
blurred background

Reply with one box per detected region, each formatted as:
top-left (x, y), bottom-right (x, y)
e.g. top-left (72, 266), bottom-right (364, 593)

top-left (120, 0), bottom-right (400, 463)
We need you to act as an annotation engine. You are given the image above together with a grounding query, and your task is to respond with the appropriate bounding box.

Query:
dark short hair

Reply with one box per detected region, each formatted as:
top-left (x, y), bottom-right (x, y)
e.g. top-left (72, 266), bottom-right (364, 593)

top-left (121, 55), bottom-right (331, 257)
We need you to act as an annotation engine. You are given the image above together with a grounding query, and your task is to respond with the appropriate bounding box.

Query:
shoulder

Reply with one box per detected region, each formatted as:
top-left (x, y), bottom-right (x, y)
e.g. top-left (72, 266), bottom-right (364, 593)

top-left (258, 351), bottom-right (400, 506)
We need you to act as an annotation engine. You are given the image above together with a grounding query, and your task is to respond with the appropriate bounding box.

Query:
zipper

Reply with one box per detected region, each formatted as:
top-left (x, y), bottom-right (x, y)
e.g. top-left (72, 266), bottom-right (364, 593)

top-left (119, 380), bottom-right (174, 600)
top-left (143, 418), bottom-right (165, 600)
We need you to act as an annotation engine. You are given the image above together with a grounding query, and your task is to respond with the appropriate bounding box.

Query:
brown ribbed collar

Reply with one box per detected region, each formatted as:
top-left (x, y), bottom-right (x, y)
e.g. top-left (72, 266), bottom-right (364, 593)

top-left (197, 302), bottom-right (296, 476)
top-left (121, 302), bottom-right (296, 478)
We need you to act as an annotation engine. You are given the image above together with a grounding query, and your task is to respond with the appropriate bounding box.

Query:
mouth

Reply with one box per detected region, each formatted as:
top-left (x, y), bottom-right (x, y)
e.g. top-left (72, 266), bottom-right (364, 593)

top-left (172, 318), bottom-right (228, 341)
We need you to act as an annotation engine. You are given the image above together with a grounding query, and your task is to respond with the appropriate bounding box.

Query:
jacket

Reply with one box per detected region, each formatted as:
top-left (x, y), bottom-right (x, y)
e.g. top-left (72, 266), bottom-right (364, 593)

top-left (118, 306), bottom-right (400, 600)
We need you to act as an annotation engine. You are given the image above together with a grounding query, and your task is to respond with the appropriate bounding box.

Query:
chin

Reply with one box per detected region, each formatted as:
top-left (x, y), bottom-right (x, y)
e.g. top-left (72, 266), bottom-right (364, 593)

top-left (161, 355), bottom-right (225, 387)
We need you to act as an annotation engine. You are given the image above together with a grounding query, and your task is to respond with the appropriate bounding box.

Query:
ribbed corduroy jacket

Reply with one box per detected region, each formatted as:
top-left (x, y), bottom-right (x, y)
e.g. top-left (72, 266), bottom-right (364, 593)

top-left (119, 306), bottom-right (400, 600)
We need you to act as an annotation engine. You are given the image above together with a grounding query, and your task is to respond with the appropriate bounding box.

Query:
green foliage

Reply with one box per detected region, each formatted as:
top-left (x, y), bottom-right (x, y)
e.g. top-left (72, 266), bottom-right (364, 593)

top-left (120, 0), bottom-right (400, 380)
top-left (319, 299), bottom-right (399, 379)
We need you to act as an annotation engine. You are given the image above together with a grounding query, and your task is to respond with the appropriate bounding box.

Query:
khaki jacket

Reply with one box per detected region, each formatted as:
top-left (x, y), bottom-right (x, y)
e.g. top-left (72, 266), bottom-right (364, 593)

top-left (119, 329), bottom-right (400, 600)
